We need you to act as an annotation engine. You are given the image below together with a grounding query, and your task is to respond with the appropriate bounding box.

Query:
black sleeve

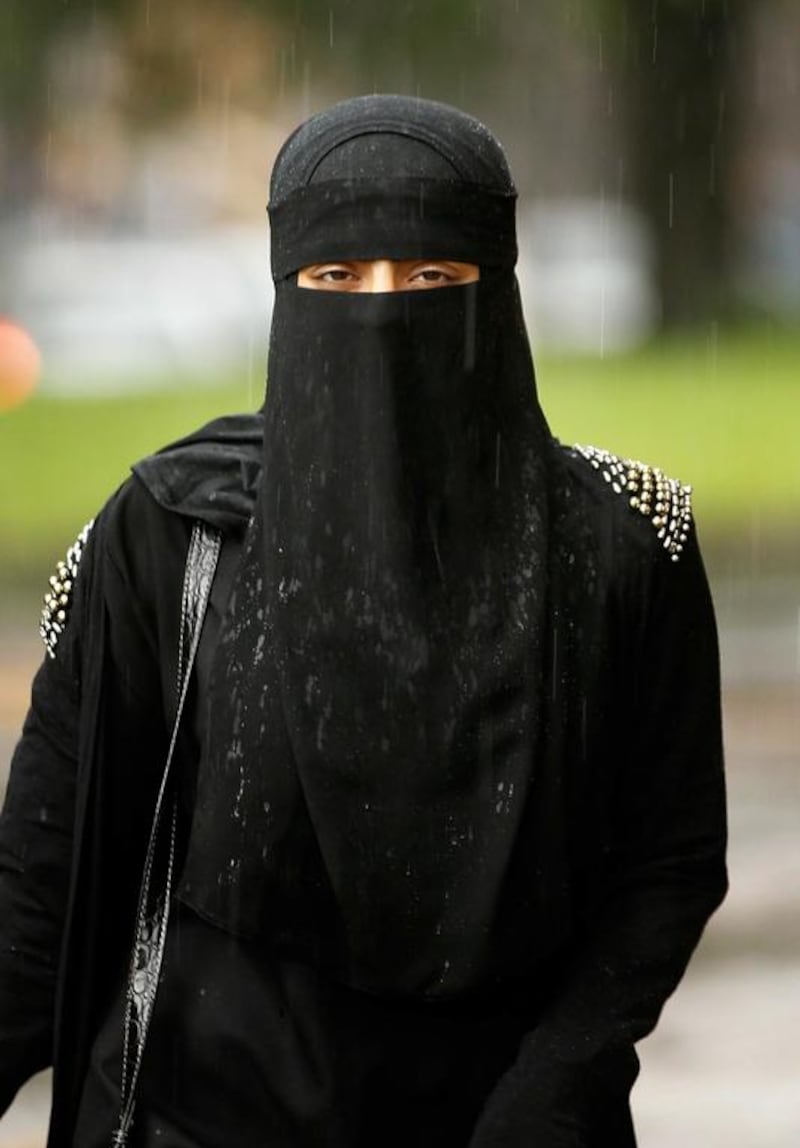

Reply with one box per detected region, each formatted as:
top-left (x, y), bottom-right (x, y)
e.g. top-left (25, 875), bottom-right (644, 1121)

top-left (0, 480), bottom-right (183, 1118)
top-left (469, 528), bottom-right (728, 1147)
top-left (0, 524), bottom-right (92, 1114)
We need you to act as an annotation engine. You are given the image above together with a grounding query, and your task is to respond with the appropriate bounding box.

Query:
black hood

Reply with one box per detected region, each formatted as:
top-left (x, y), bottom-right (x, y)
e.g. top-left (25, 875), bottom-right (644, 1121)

top-left (268, 94), bottom-right (517, 278)
top-left (132, 412), bottom-right (262, 531)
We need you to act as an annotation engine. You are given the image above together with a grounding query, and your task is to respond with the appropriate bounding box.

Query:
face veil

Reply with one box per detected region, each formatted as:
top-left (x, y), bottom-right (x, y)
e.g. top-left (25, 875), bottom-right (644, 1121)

top-left (179, 96), bottom-right (556, 998)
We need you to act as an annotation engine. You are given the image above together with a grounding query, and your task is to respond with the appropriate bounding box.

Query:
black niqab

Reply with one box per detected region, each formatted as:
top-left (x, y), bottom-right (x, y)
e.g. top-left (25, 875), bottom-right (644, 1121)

top-left (179, 96), bottom-right (555, 998)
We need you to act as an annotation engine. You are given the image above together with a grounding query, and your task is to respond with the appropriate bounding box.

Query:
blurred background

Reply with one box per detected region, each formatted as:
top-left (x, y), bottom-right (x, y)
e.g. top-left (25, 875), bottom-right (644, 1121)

top-left (0, 1), bottom-right (798, 1144)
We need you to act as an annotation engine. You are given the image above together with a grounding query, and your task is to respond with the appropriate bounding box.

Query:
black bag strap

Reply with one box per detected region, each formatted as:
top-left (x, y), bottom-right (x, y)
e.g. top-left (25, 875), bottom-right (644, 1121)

top-left (112, 520), bottom-right (222, 1147)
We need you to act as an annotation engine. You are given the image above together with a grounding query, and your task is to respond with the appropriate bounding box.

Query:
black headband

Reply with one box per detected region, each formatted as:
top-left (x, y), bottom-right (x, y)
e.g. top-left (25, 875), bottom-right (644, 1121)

top-left (268, 177), bottom-right (518, 280)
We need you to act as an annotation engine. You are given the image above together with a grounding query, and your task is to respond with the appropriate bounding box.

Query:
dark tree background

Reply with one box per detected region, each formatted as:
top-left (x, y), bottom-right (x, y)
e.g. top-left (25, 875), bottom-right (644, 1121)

top-left (609, 0), bottom-right (748, 325)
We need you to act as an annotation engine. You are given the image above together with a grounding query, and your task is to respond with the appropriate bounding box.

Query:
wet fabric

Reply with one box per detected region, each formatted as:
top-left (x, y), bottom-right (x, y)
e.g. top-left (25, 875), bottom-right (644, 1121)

top-left (267, 96), bottom-right (517, 277)
top-left (132, 413), bottom-right (262, 532)
top-left (268, 179), bottom-right (517, 277)
top-left (179, 96), bottom-right (553, 997)
top-left (269, 96), bottom-right (514, 196)
top-left (0, 95), bottom-right (728, 1148)
top-left (0, 420), bottom-right (728, 1148)
top-left (74, 902), bottom-right (532, 1148)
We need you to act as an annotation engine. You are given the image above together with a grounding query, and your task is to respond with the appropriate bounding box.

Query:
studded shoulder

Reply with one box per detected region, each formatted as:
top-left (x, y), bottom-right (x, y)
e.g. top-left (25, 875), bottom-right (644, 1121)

top-left (574, 444), bottom-right (693, 562)
top-left (40, 520), bottom-right (95, 658)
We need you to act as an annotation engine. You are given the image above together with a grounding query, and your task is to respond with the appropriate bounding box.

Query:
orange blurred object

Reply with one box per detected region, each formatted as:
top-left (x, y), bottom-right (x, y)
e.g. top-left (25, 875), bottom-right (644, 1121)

top-left (0, 318), bottom-right (42, 412)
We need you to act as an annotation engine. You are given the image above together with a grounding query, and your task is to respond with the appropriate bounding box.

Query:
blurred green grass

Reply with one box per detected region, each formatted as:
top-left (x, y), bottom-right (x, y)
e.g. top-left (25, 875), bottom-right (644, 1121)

top-left (539, 325), bottom-right (799, 528)
top-left (1, 325), bottom-right (797, 587)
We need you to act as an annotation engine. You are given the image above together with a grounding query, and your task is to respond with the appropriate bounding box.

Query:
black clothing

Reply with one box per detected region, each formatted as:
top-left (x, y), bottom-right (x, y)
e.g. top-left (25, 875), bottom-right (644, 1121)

top-left (268, 179), bottom-right (517, 279)
top-left (182, 95), bottom-right (551, 999)
top-left (76, 903), bottom-right (538, 1148)
top-left (268, 95), bottom-right (517, 278)
top-left (0, 95), bottom-right (727, 1148)
top-left (0, 417), bottom-right (727, 1147)
top-left (0, 417), bottom-right (256, 1145)
top-left (133, 411), bottom-right (262, 530)
top-left (270, 96), bottom-right (514, 197)
top-left (182, 276), bottom-right (553, 997)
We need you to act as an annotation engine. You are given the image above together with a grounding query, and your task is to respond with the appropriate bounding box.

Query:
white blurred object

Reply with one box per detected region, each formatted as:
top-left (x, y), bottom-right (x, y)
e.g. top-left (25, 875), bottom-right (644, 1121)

top-left (517, 198), bottom-right (658, 354)
top-left (4, 223), bottom-right (272, 394)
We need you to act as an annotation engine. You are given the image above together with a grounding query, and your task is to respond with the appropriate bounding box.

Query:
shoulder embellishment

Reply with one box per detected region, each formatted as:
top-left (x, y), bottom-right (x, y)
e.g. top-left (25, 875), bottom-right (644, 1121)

top-left (574, 445), bottom-right (692, 562)
top-left (40, 520), bottom-right (95, 658)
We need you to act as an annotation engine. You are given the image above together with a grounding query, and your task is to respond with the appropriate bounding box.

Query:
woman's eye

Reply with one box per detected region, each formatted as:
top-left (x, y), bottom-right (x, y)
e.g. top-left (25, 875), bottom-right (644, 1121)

top-left (319, 267), bottom-right (355, 282)
top-left (412, 267), bottom-right (451, 283)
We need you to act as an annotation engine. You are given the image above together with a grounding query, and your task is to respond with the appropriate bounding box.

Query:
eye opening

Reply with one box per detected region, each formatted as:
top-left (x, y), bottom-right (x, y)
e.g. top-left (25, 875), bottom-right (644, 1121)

top-left (311, 263), bottom-right (359, 282)
top-left (296, 259), bottom-right (480, 292)
top-left (403, 260), bottom-right (480, 289)
top-left (297, 263), bottom-right (362, 291)
top-left (407, 263), bottom-right (460, 284)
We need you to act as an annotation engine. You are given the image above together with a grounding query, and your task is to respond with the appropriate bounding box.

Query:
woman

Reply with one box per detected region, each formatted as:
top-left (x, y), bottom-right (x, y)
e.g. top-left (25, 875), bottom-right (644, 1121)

top-left (0, 95), bottom-right (726, 1147)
